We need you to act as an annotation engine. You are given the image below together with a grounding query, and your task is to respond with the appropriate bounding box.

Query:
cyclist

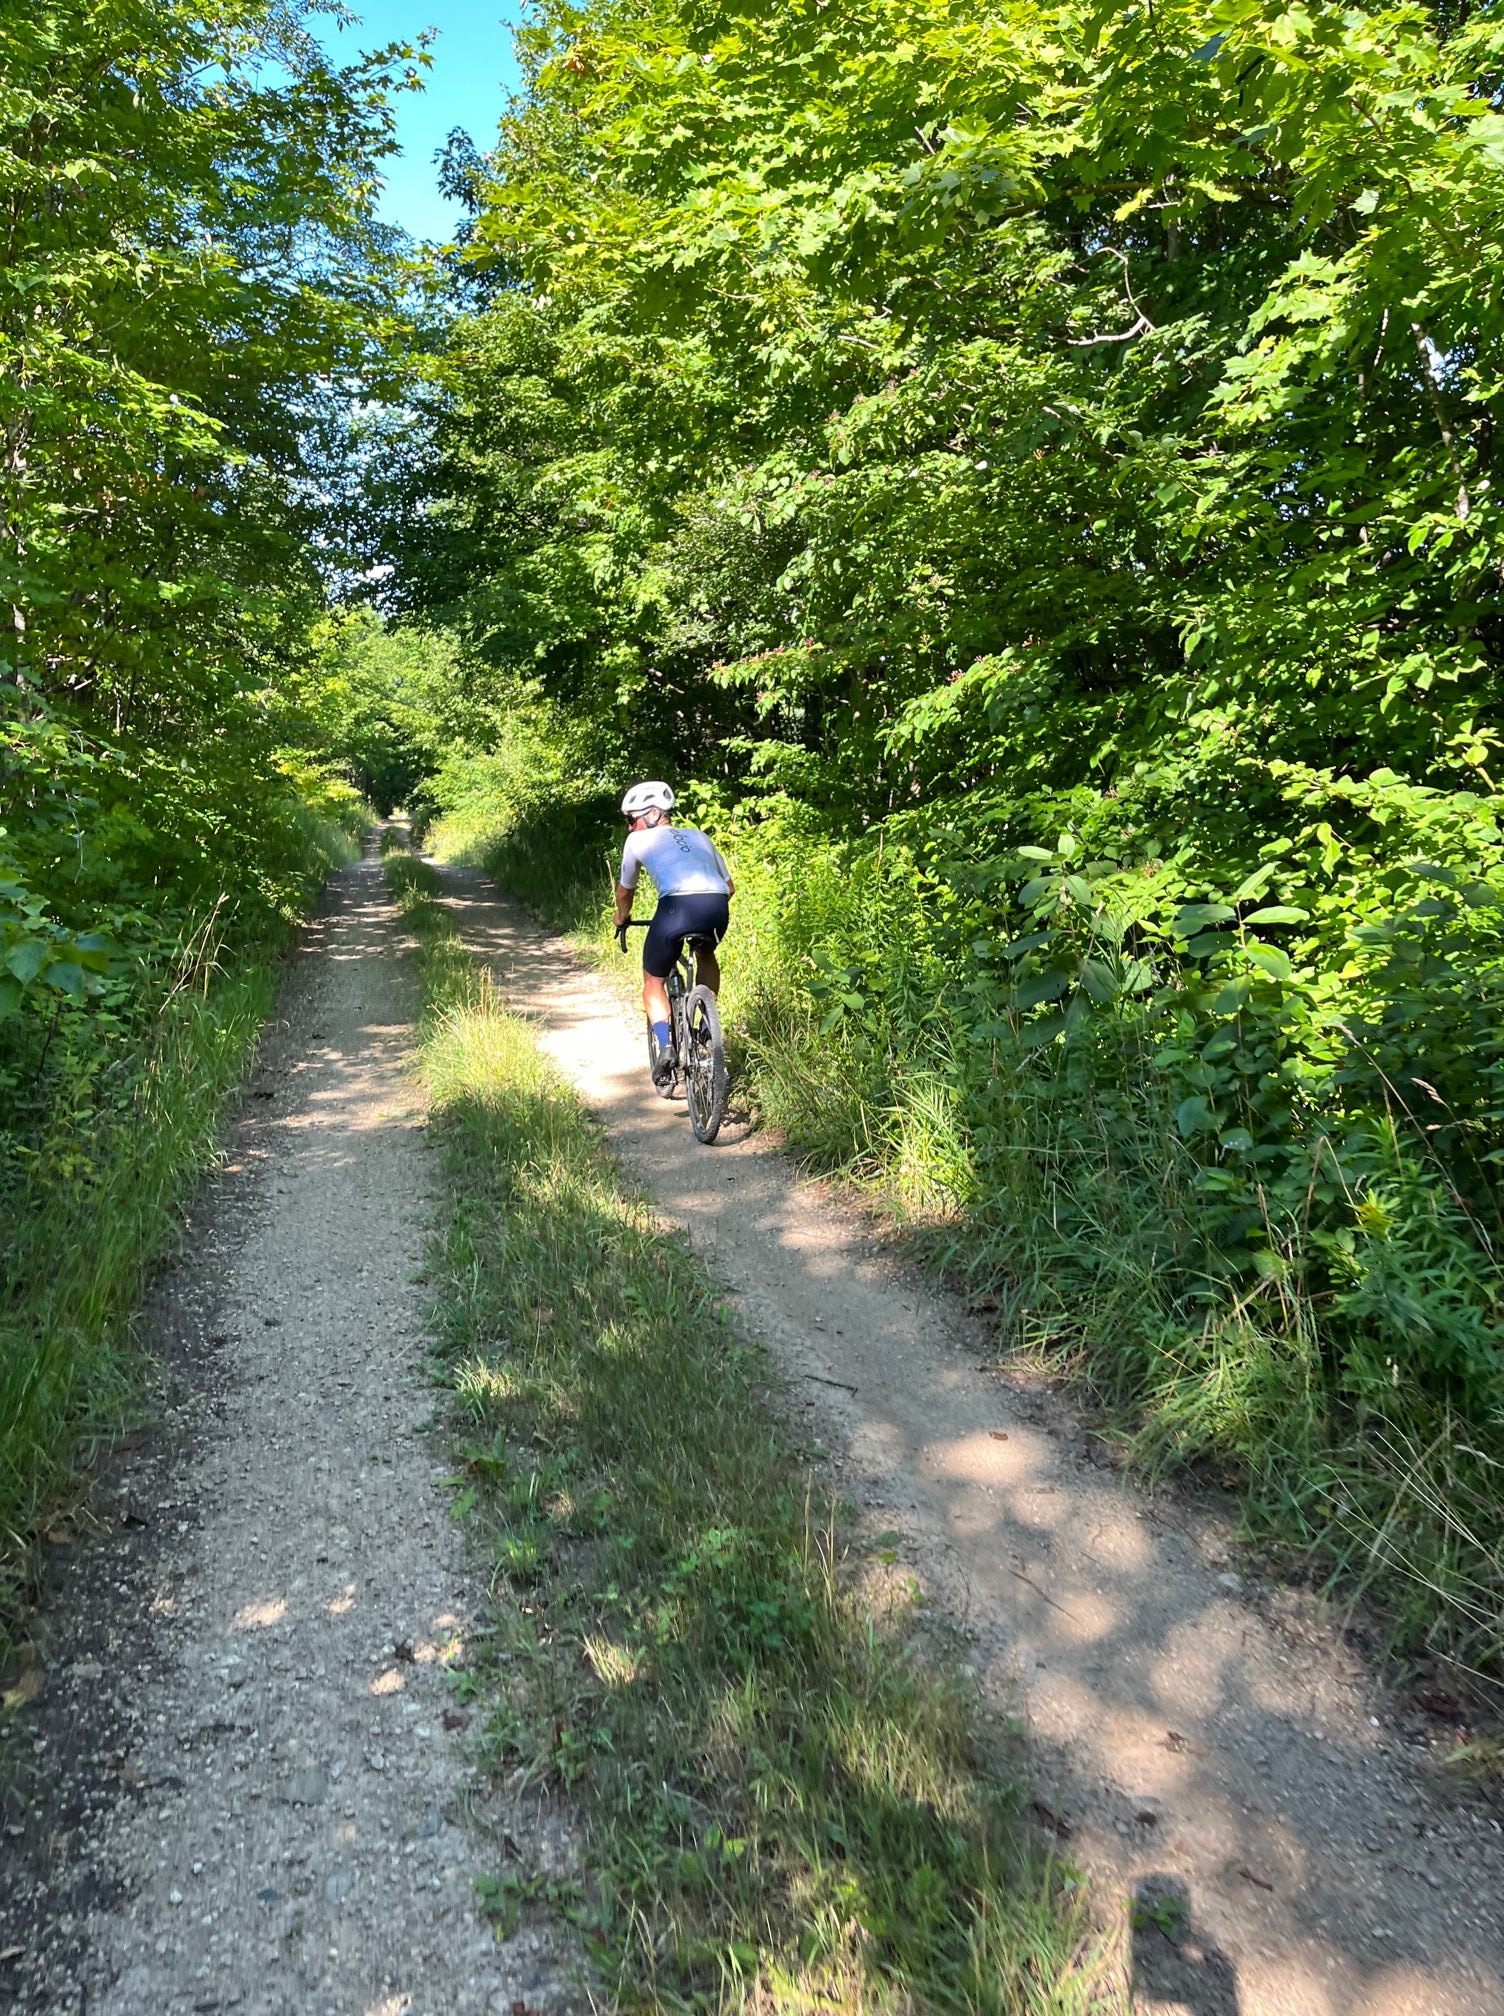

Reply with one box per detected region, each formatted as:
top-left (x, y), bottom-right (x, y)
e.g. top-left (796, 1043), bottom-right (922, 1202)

top-left (613, 782), bottom-right (734, 1085)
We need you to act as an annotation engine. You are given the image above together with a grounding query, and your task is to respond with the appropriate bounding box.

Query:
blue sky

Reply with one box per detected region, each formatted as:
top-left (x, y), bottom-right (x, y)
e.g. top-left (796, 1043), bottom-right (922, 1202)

top-left (311, 0), bottom-right (524, 242)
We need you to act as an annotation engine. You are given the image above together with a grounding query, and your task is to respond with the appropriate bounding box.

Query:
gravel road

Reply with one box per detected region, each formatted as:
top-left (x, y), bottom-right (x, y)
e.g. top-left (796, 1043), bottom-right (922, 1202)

top-left (1, 852), bottom-right (574, 2016)
top-left (439, 859), bottom-right (1504, 2016)
top-left (7, 842), bottom-right (1503, 2016)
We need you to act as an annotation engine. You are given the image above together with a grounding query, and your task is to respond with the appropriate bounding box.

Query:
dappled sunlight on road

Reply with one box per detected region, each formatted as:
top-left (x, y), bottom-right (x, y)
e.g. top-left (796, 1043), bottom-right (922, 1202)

top-left (1147, 1619), bottom-right (1245, 1719)
top-left (230, 1596), bottom-right (287, 1631)
top-left (1048, 1589), bottom-right (1124, 1649)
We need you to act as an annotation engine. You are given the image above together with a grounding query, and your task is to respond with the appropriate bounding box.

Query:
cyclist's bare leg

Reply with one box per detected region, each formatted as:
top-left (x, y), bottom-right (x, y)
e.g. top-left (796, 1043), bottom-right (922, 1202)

top-left (696, 946), bottom-right (721, 996)
top-left (643, 973), bottom-right (671, 1025)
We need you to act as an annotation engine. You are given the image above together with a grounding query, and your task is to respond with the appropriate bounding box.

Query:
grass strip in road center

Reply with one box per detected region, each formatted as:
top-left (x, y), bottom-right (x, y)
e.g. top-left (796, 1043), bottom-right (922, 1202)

top-left (387, 849), bottom-right (1118, 2015)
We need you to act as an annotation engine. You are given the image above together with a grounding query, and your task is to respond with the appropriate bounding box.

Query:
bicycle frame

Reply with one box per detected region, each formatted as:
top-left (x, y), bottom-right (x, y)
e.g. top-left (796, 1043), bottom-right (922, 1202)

top-left (655, 937), bottom-right (711, 1069)
top-left (621, 920), bottom-right (729, 1142)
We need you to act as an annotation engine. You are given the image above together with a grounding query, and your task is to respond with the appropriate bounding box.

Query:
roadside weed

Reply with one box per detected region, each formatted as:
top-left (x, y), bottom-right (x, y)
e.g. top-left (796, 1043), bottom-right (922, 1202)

top-left (1, 954), bottom-right (275, 1638)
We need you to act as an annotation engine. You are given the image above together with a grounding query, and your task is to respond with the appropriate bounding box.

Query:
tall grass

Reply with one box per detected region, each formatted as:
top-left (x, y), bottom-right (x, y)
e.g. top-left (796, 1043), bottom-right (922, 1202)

top-left (0, 804), bottom-right (363, 1638)
top-left (388, 848), bottom-right (1121, 2014)
top-left (421, 758), bottom-right (1504, 1677)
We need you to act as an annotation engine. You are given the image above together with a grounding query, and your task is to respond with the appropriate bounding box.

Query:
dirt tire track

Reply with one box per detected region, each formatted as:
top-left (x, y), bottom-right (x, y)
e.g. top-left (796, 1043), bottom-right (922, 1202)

top-left (2, 851), bottom-right (575, 2016)
top-left (438, 858), bottom-right (1504, 2016)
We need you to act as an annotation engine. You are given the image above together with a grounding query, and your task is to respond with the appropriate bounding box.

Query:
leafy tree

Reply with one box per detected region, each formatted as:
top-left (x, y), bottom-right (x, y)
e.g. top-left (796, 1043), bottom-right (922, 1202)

top-left (0, 0), bottom-right (436, 1600)
top-left (403, 0), bottom-right (1504, 1118)
top-left (411, 0), bottom-right (1504, 801)
top-left (1, 0), bottom-right (423, 975)
top-left (294, 609), bottom-right (485, 812)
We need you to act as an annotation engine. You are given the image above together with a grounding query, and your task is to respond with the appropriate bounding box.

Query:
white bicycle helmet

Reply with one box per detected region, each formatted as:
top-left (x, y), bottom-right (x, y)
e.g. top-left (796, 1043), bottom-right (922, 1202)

top-left (621, 780), bottom-right (675, 818)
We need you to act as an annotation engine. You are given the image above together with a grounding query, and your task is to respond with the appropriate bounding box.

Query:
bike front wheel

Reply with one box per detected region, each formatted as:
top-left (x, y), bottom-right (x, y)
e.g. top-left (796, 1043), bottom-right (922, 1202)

top-left (682, 985), bottom-right (728, 1144)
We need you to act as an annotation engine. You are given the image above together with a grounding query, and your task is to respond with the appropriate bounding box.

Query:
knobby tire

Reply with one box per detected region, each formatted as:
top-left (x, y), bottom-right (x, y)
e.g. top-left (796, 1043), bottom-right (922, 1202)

top-left (683, 984), bottom-right (727, 1144)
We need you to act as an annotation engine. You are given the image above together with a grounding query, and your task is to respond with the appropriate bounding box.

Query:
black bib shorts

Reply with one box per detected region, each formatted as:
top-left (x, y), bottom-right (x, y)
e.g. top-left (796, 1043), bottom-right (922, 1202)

top-left (642, 892), bottom-right (730, 979)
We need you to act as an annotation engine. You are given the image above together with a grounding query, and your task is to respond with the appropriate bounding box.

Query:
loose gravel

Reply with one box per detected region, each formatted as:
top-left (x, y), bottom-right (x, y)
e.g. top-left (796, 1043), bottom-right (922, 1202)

top-left (1, 851), bottom-right (577, 2016)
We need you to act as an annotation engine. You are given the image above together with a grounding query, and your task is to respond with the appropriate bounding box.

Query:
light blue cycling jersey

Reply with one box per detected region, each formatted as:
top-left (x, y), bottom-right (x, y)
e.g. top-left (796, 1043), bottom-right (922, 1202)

top-left (619, 822), bottom-right (731, 898)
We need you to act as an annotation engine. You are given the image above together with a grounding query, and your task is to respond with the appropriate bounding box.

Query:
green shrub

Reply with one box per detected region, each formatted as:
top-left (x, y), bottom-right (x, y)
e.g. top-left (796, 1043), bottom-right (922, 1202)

top-left (0, 769), bottom-right (369, 1634)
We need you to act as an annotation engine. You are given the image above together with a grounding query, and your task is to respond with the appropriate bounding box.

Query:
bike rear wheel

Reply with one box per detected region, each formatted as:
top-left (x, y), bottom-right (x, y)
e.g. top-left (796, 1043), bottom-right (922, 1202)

top-left (683, 984), bottom-right (727, 1144)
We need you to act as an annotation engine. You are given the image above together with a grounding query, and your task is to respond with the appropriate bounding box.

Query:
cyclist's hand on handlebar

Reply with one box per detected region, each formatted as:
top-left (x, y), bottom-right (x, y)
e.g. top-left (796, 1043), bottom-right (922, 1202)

top-left (615, 921), bottom-right (629, 953)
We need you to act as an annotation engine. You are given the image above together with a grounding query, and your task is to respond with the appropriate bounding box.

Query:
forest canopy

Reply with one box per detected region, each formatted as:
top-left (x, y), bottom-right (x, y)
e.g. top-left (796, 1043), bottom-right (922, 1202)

top-left (1, 0), bottom-right (429, 967)
top-left (409, 0), bottom-right (1504, 801)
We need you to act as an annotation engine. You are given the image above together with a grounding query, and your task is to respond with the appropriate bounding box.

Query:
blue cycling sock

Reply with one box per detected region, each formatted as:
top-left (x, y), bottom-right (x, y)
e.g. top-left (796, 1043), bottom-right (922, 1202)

top-left (651, 1019), bottom-right (671, 1049)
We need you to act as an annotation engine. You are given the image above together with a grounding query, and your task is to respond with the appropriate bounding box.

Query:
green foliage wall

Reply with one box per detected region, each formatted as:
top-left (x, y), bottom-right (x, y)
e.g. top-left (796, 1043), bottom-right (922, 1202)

top-left (409, 0), bottom-right (1504, 794)
top-left (299, 612), bottom-right (491, 815)
top-left (2, 0), bottom-right (420, 974)
top-left (0, 2), bottom-right (420, 1602)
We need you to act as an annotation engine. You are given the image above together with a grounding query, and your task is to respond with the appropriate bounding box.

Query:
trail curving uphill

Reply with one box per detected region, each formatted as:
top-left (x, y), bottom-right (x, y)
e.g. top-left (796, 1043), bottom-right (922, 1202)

top-left (2, 852), bottom-right (568, 2016)
top-left (437, 858), bottom-right (1504, 2016)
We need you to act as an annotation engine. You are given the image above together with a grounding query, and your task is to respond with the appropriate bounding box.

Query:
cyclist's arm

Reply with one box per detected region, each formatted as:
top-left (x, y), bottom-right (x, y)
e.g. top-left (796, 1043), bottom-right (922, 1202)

top-left (614, 834), bottom-right (642, 930)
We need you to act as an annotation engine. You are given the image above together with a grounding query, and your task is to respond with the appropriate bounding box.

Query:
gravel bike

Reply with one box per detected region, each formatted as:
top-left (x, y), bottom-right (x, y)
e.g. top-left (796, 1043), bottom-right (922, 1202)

top-left (620, 920), bottom-right (728, 1144)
